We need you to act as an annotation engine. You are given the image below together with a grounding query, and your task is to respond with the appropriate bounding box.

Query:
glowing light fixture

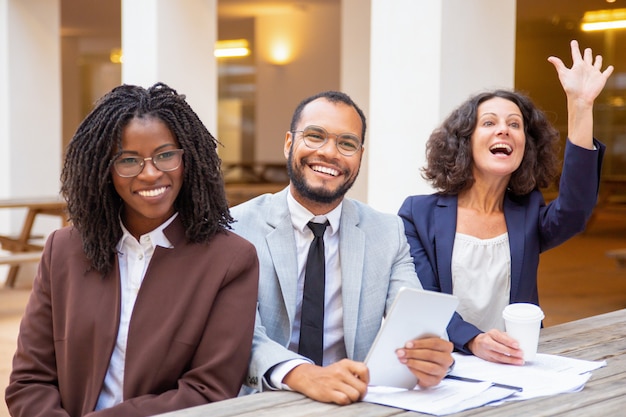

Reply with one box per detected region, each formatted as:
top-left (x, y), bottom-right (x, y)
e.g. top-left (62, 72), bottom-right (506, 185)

top-left (581, 8), bottom-right (626, 31)
top-left (269, 41), bottom-right (292, 65)
top-left (214, 39), bottom-right (250, 58)
top-left (109, 48), bottom-right (123, 64)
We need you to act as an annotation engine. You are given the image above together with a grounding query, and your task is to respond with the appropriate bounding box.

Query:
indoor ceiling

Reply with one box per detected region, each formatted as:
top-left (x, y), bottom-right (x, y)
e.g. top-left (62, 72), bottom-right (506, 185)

top-left (60, 0), bottom-right (335, 37)
top-left (59, 0), bottom-right (626, 38)
top-left (516, 0), bottom-right (624, 21)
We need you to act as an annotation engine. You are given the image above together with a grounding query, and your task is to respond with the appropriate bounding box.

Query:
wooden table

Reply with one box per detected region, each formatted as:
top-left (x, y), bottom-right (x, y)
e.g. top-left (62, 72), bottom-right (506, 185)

top-left (0, 196), bottom-right (67, 287)
top-left (152, 309), bottom-right (626, 416)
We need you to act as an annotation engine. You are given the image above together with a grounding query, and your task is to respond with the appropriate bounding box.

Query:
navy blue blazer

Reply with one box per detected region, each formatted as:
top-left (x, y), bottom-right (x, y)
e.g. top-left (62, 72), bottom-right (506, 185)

top-left (398, 139), bottom-right (605, 353)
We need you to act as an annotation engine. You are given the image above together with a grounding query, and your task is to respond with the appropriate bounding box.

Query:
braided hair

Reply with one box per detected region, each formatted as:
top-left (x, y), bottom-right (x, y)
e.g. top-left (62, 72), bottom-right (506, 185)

top-left (61, 82), bottom-right (232, 275)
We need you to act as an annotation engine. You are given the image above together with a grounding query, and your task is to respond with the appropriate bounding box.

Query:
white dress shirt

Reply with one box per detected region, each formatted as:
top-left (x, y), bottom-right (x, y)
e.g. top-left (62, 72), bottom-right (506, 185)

top-left (95, 214), bottom-right (176, 410)
top-left (268, 192), bottom-right (345, 389)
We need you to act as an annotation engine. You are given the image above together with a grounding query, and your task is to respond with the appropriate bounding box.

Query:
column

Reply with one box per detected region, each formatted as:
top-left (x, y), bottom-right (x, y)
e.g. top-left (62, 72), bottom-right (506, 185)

top-left (0, 0), bottom-right (62, 284)
top-left (121, 0), bottom-right (218, 131)
top-left (366, 0), bottom-right (516, 214)
top-left (0, 0), bottom-right (62, 217)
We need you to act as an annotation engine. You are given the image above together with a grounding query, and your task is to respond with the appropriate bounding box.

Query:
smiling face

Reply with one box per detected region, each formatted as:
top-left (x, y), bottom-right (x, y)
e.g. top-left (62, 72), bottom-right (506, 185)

top-left (284, 98), bottom-right (364, 212)
top-left (470, 97), bottom-right (526, 183)
top-left (111, 116), bottom-right (183, 238)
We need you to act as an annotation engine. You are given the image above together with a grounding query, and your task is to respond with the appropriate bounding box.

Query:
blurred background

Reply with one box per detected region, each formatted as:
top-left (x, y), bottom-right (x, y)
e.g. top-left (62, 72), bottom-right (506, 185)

top-left (56, 0), bottom-right (626, 178)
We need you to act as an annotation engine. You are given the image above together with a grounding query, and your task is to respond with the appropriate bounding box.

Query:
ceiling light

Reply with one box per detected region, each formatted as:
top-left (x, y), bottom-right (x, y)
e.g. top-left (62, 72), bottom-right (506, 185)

top-left (214, 39), bottom-right (250, 58)
top-left (581, 8), bottom-right (626, 31)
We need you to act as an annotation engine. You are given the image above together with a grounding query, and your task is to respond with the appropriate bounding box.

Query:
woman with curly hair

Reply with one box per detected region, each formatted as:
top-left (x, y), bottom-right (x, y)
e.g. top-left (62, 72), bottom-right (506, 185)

top-left (398, 40), bottom-right (613, 365)
top-left (6, 83), bottom-right (259, 417)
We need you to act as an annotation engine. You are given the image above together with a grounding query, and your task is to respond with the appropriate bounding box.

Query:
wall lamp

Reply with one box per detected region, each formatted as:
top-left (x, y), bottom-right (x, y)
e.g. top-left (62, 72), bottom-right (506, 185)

top-left (581, 8), bottom-right (626, 31)
top-left (268, 41), bottom-right (292, 65)
top-left (110, 48), bottom-right (123, 64)
top-left (214, 39), bottom-right (251, 58)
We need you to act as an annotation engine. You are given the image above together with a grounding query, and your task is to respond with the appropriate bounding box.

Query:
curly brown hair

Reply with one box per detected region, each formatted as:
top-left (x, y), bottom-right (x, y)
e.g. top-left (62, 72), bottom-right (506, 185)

top-left (423, 89), bottom-right (560, 195)
top-left (61, 82), bottom-right (232, 274)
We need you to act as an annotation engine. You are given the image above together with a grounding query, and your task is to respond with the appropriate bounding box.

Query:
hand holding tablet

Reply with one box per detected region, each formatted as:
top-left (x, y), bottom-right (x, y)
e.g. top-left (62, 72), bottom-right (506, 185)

top-left (364, 287), bottom-right (459, 389)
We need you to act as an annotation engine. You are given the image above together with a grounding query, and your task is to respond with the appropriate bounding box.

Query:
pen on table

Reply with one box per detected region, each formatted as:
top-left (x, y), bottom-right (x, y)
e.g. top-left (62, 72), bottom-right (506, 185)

top-left (445, 375), bottom-right (523, 392)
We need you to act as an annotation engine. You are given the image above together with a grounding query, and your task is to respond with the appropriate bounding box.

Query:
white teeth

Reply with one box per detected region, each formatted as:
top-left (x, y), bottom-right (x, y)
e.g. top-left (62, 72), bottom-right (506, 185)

top-left (489, 143), bottom-right (512, 155)
top-left (312, 165), bottom-right (339, 176)
top-left (138, 187), bottom-right (167, 197)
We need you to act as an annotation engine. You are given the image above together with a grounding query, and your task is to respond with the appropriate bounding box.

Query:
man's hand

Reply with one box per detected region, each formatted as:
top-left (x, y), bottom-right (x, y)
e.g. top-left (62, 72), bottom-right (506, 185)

top-left (467, 329), bottom-right (525, 365)
top-left (282, 359), bottom-right (369, 405)
top-left (395, 337), bottom-right (454, 388)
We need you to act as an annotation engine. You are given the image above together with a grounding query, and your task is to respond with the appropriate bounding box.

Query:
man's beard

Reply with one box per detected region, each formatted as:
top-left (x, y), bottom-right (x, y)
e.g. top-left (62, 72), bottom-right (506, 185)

top-left (287, 146), bottom-right (358, 205)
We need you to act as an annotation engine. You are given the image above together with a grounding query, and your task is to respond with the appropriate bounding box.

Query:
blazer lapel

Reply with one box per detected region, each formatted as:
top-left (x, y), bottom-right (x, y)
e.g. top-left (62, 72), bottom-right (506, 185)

top-left (266, 190), bottom-right (300, 329)
top-left (85, 262), bottom-right (121, 410)
top-left (338, 200), bottom-right (365, 359)
top-left (435, 195), bottom-right (457, 293)
top-left (504, 194), bottom-right (525, 299)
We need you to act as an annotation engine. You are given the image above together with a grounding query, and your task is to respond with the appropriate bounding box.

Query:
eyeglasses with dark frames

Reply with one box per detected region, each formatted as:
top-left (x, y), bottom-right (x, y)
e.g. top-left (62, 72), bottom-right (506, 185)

top-left (292, 125), bottom-right (363, 156)
top-left (111, 149), bottom-right (184, 178)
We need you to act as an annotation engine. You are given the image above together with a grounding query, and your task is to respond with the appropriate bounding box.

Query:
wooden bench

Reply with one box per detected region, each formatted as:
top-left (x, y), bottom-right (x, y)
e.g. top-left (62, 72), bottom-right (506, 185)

top-left (0, 196), bottom-right (67, 288)
top-left (0, 252), bottom-right (42, 287)
top-left (606, 248), bottom-right (626, 268)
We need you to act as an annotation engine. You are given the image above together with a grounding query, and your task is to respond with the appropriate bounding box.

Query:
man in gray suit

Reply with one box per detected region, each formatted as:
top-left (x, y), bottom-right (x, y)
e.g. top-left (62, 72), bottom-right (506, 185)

top-left (230, 91), bottom-right (454, 405)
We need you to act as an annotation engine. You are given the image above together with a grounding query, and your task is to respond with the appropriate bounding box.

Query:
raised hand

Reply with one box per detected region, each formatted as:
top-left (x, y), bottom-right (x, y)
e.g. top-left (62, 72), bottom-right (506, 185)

top-left (547, 39), bottom-right (614, 105)
top-left (547, 40), bottom-right (614, 148)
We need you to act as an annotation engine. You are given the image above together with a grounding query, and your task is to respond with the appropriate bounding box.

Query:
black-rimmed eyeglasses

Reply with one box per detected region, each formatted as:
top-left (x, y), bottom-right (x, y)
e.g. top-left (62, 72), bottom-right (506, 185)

top-left (292, 125), bottom-right (363, 156)
top-left (111, 149), bottom-right (184, 178)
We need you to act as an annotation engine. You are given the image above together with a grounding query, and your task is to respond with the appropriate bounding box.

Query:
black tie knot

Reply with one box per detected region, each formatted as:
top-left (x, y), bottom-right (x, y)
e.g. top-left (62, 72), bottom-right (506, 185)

top-left (307, 221), bottom-right (329, 238)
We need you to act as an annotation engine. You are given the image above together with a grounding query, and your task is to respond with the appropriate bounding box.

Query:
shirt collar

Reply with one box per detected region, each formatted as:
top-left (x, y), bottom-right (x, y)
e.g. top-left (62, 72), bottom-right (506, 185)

top-left (116, 212), bottom-right (178, 252)
top-left (287, 190), bottom-right (342, 235)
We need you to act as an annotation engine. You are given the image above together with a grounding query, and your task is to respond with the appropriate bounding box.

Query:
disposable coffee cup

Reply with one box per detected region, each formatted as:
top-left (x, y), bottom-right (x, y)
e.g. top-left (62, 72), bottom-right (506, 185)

top-left (502, 303), bottom-right (544, 362)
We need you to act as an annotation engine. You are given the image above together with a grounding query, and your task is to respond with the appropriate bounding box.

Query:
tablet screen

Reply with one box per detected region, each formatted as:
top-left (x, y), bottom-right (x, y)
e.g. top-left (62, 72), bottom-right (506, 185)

top-left (364, 287), bottom-right (459, 389)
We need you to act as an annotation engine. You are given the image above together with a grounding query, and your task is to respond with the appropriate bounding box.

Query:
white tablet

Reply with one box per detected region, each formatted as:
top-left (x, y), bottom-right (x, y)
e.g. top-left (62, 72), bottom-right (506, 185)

top-left (364, 287), bottom-right (459, 389)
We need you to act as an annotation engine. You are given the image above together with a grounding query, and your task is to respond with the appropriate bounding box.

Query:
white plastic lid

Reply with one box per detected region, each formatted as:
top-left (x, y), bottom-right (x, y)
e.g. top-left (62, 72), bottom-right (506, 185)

top-left (502, 303), bottom-right (545, 322)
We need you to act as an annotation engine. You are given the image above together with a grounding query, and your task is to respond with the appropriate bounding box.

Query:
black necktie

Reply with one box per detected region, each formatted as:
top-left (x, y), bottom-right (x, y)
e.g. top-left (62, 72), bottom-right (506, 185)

top-left (298, 220), bottom-right (329, 366)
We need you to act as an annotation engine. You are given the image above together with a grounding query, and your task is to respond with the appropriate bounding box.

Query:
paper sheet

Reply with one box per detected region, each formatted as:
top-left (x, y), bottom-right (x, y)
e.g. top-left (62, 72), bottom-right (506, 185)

top-left (362, 353), bottom-right (606, 415)
top-left (365, 379), bottom-right (515, 415)
top-left (449, 352), bottom-right (606, 401)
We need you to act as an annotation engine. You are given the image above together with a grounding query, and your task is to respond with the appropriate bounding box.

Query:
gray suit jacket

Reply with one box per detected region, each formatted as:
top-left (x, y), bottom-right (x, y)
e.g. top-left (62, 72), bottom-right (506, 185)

top-left (230, 187), bottom-right (422, 392)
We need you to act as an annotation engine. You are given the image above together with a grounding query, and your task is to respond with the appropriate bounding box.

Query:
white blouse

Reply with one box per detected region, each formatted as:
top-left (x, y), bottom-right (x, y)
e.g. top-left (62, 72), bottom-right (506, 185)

top-left (451, 232), bottom-right (511, 332)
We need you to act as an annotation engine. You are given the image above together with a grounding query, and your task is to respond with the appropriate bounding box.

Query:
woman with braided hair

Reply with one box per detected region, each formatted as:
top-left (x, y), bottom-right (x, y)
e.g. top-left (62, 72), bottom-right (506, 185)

top-left (6, 83), bottom-right (259, 417)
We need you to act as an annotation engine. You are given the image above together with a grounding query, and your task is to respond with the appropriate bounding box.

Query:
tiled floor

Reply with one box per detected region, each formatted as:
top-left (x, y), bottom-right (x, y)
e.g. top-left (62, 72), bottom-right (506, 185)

top-left (0, 208), bottom-right (625, 416)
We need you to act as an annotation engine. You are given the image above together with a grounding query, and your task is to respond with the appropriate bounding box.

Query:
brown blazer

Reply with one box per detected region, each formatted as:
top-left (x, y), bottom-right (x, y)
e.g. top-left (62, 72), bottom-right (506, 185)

top-left (6, 217), bottom-right (259, 417)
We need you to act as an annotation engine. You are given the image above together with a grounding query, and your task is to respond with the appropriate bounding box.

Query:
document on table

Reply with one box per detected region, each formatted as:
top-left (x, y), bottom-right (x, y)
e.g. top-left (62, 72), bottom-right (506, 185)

top-left (363, 352), bottom-right (606, 415)
top-left (364, 380), bottom-right (517, 416)
top-left (449, 352), bottom-right (606, 402)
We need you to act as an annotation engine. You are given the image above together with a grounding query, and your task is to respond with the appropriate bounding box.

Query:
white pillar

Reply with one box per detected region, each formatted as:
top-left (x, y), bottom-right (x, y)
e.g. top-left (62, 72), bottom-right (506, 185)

top-left (1, 0), bottom-right (62, 284)
top-left (0, 0), bottom-right (62, 206)
top-left (367, 0), bottom-right (516, 214)
top-left (121, 0), bottom-right (217, 131)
